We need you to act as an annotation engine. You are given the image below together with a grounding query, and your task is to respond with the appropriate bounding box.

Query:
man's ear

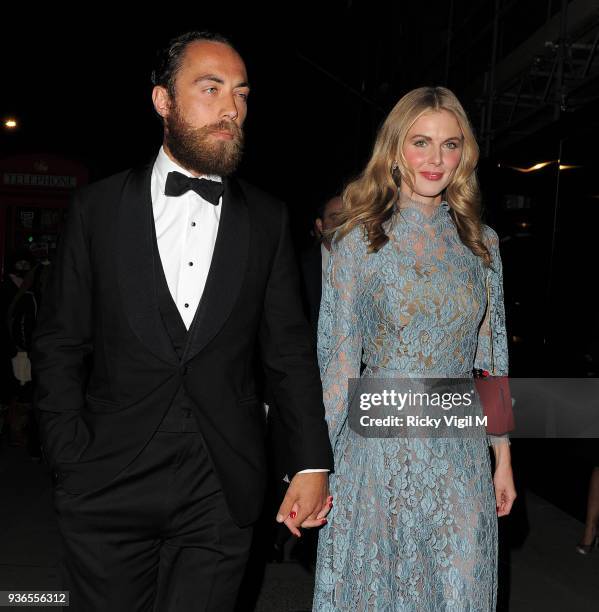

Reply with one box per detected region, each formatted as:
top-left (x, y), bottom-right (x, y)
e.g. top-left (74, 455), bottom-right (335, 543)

top-left (152, 86), bottom-right (171, 119)
top-left (315, 218), bottom-right (323, 239)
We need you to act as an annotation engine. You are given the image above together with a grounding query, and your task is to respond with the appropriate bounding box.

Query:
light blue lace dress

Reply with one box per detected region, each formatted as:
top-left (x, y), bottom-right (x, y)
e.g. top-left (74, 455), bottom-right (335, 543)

top-left (313, 197), bottom-right (508, 611)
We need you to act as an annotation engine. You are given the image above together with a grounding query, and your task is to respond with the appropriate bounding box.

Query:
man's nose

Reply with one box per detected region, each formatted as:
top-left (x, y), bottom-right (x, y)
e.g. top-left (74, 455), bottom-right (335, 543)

top-left (221, 94), bottom-right (239, 121)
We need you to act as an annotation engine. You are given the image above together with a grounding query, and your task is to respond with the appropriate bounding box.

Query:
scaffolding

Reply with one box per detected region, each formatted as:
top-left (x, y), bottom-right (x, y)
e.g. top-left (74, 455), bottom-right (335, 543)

top-left (475, 0), bottom-right (599, 155)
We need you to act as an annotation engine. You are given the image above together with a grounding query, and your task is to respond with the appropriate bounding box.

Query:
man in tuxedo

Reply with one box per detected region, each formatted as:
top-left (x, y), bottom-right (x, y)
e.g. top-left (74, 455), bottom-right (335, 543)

top-left (32, 31), bottom-right (333, 611)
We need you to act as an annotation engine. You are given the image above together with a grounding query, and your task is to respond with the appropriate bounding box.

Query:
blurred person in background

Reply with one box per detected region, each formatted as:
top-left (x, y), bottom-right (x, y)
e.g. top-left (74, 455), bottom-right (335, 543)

top-left (1, 254), bottom-right (34, 447)
top-left (576, 467), bottom-right (599, 554)
top-left (576, 317), bottom-right (599, 554)
top-left (300, 195), bottom-right (343, 340)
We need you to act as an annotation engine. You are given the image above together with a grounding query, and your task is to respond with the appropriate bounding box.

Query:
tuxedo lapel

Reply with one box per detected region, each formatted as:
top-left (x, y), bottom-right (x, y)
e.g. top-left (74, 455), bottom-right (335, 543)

top-left (182, 177), bottom-right (249, 363)
top-left (117, 159), bottom-right (179, 366)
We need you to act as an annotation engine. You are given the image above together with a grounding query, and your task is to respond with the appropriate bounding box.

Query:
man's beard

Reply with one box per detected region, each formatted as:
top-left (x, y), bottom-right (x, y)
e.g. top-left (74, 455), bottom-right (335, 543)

top-left (164, 104), bottom-right (244, 177)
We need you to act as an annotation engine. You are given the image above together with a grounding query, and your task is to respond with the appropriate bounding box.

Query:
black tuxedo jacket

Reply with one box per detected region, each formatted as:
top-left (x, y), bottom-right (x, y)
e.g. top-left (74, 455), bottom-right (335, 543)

top-left (268, 242), bottom-right (324, 483)
top-left (32, 158), bottom-right (333, 527)
top-left (300, 242), bottom-right (323, 342)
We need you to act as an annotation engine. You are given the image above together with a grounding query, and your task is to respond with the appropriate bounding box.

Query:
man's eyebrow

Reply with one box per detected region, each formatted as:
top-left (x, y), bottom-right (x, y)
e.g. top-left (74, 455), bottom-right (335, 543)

top-left (193, 74), bottom-right (250, 88)
top-left (194, 74), bottom-right (225, 84)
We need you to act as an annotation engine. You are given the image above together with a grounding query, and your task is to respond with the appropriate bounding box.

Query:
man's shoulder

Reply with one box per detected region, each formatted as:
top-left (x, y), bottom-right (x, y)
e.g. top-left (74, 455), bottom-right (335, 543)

top-left (75, 166), bottom-right (137, 203)
top-left (234, 177), bottom-right (285, 214)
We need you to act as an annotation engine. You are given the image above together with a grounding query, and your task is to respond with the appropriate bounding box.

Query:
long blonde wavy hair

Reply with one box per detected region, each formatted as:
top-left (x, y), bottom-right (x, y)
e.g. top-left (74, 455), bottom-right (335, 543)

top-left (335, 86), bottom-right (491, 266)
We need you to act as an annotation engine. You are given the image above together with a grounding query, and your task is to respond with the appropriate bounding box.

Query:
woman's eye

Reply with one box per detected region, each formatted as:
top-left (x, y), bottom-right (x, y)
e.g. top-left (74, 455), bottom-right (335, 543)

top-left (445, 141), bottom-right (458, 149)
top-left (414, 140), bottom-right (427, 147)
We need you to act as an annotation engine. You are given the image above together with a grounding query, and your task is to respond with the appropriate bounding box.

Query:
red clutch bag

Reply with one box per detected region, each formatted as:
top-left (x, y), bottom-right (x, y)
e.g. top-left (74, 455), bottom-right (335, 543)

top-left (473, 273), bottom-right (515, 437)
top-left (473, 370), bottom-right (514, 436)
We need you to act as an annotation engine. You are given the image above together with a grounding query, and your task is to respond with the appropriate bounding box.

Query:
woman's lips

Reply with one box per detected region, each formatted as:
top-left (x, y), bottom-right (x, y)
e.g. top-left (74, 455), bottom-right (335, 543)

top-left (420, 171), bottom-right (444, 181)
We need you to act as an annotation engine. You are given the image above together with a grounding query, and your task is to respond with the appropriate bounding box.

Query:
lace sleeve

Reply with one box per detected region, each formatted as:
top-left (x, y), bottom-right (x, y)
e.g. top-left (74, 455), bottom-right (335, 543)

top-left (474, 226), bottom-right (510, 445)
top-left (317, 227), bottom-right (365, 452)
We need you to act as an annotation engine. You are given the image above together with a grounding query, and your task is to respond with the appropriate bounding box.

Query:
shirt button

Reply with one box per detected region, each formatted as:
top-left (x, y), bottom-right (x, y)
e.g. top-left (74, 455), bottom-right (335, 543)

top-left (184, 303), bottom-right (189, 308)
top-left (188, 261), bottom-right (193, 266)
top-left (191, 222), bottom-right (196, 227)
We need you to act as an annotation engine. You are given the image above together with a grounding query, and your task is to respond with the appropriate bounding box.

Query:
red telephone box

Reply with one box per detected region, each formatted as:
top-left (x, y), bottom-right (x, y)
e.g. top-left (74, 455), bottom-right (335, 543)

top-left (0, 153), bottom-right (89, 277)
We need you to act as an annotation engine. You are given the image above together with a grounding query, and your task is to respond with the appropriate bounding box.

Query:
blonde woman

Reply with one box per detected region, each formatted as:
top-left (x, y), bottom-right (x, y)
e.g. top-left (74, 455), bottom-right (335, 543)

top-left (313, 87), bottom-right (516, 611)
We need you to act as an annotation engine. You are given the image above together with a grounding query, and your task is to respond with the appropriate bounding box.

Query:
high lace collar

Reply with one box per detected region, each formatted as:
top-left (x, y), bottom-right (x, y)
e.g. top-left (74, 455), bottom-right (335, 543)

top-left (395, 193), bottom-right (450, 222)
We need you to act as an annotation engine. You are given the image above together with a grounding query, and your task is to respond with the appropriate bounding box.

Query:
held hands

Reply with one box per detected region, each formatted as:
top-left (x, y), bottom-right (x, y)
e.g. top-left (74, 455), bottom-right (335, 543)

top-left (276, 472), bottom-right (332, 537)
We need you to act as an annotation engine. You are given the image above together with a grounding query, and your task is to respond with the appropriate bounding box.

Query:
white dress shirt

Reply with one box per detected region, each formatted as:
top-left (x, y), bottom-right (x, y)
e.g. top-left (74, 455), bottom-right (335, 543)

top-left (321, 242), bottom-right (330, 282)
top-left (151, 147), bottom-right (327, 476)
top-left (151, 146), bottom-right (222, 330)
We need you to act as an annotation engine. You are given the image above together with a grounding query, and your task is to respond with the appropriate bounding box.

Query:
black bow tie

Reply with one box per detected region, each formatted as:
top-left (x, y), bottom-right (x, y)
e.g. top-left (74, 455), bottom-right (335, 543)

top-left (164, 171), bottom-right (224, 205)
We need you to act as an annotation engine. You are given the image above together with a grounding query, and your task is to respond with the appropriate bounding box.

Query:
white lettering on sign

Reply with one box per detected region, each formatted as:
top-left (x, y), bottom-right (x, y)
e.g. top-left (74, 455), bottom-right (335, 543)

top-left (3, 173), bottom-right (77, 188)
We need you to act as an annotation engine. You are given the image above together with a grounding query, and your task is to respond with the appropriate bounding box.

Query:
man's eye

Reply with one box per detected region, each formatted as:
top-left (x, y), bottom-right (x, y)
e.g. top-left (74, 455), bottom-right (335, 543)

top-left (236, 92), bottom-right (249, 100)
top-left (204, 87), bottom-right (218, 94)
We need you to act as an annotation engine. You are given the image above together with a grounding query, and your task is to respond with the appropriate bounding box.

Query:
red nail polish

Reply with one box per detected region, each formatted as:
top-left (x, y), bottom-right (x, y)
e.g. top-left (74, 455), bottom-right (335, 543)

top-left (328, 502), bottom-right (333, 508)
top-left (321, 518), bottom-right (328, 524)
top-left (290, 511), bottom-right (297, 519)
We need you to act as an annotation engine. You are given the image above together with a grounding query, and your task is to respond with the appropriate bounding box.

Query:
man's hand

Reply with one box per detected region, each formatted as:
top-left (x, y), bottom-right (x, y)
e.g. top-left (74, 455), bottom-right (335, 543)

top-left (275, 472), bottom-right (331, 537)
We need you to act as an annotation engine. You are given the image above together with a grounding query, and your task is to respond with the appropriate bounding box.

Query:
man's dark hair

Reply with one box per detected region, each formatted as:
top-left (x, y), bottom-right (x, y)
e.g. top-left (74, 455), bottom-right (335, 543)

top-left (317, 194), bottom-right (342, 220)
top-left (151, 31), bottom-right (234, 97)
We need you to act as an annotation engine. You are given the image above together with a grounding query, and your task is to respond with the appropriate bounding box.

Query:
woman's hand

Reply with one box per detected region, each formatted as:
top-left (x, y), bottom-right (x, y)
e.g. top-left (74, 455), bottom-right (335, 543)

top-left (492, 443), bottom-right (516, 516)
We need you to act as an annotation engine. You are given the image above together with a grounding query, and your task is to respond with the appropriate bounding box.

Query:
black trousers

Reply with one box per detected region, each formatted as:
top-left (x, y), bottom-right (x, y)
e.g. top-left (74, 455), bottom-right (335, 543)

top-left (53, 430), bottom-right (253, 611)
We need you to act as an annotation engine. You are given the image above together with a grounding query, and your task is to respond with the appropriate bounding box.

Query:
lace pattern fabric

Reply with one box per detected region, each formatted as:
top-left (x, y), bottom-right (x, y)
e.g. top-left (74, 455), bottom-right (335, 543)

top-left (313, 199), bottom-right (507, 611)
